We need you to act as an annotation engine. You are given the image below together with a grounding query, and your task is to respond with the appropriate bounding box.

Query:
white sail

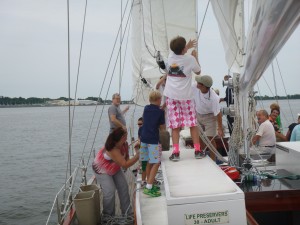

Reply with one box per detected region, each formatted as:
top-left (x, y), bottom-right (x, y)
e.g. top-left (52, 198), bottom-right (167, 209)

top-left (211, 0), bottom-right (245, 73)
top-left (240, 0), bottom-right (300, 93)
top-left (237, 0), bottom-right (300, 160)
top-left (131, 0), bottom-right (197, 106)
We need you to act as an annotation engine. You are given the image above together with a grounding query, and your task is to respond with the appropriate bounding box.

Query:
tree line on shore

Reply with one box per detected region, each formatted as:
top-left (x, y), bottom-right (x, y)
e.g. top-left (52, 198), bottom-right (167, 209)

top-left (254, 94), bottom-right (300, 100)
top-left (0, 96), bottom-right (133, 106)
top-left (1, 94), bottom-right (300, 106)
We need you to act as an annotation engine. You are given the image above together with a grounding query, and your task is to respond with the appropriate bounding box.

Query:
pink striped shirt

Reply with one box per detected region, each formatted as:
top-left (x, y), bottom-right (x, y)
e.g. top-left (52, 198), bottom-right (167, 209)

top-left (92, 144), bottom-right (128, 176)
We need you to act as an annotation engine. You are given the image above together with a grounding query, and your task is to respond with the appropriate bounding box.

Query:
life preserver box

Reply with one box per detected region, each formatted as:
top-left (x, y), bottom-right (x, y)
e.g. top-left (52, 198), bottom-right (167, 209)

top-left (220, 166), bottom-right (240, 180)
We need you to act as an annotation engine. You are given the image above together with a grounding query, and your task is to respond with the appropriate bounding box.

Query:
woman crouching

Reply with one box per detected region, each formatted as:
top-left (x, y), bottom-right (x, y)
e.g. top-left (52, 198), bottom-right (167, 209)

top-left (92, 127), bottom-right (139, 218)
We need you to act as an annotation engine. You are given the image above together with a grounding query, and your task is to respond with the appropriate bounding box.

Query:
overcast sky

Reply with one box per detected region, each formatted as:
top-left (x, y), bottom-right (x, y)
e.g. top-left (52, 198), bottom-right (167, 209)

top-left (0, 0), bottom-right (299, 100)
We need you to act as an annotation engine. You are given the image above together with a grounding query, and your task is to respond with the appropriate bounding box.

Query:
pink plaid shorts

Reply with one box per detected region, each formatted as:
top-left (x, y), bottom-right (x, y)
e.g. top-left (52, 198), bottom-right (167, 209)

top-left (166, 97), bottom-right (197, 129)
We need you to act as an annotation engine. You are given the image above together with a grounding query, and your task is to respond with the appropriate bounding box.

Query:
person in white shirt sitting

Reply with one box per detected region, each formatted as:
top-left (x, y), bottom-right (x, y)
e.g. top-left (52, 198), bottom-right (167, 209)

top-left (252, 110), bottom-right (276, 159)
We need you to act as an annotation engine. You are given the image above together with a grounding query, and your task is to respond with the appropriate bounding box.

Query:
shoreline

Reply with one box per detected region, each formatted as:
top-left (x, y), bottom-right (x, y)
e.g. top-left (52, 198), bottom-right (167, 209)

top-left (0, 103), bottom-right (136, 108)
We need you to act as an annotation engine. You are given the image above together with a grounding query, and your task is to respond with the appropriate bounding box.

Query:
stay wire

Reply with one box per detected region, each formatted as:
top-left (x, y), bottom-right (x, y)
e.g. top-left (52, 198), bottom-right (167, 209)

top-left (69, 0), bottom-right (88, 167)
top-left (255, 83), bottom-right (265, 109)
top-left (262, 76), bottom-right (276, 98)
top-left (271, 62), bottom-right (288, 125)
top-left (197, 0), bottom-right (210, 41)
top-left (271, 63), bottom-right (278, 102)
top-left (62, 0), bottom-right (89, 207)
top-left (149, 0), bottom-right (158, 53)
top-left (141, 0), bottom-right (156, 58)
top-left (63, 0), bottom-right (72, 207)
top-left (76, 0), bottom-right (132, 169)
top-left (120, 15), bottom-right (131, 85)
top-left (275, 57), bottom-right (294, 120)
top-left (86, 2), bottom-right (134, 167)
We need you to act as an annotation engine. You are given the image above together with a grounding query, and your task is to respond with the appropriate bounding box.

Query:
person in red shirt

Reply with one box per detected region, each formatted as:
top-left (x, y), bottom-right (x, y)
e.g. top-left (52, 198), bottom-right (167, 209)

top-left (92, 127), bottom-right (139, 217)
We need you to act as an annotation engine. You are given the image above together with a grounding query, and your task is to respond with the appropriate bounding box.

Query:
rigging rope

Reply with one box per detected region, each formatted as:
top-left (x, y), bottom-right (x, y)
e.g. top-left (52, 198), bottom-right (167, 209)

top-left (149, 0), bottom-right (158, 53)
top-left (271, 62), bottom-right (289, 126)
top-left (197, 0), bottom-right (210, 40)
top-left (64, 0), bottom-right (132, 178)
top-left (86, 2), bottom-right (134, 167)
top-left (275, 57), bottom-right (295, 121)
top-left (58, 4), bottom-right (134, 217)
top-left (120, 16), bottom-right (131, 86)
top-left (261, 76), bottom-right (276, 98)
top-left (228, 76), bottom-right (244, 167)
top-left (255, 83), bottom-right (265, 109)
top-left (62, 0), bottom-right (90, 212)
top-left (63, 0), bottom-right (72, 212)
top-left (119, 0), bottom-right (123, 93)
top-left (141, 0), bottom-right (156, 58)
top-left (198, 125), bottom-right (228, 163)
top-left (271, 63), bottom-right (279, 102)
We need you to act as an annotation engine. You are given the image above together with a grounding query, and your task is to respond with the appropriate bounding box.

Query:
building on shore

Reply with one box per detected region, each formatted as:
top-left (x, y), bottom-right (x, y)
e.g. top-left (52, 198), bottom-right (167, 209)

top-left (46, 99), bottom-right (98, 106)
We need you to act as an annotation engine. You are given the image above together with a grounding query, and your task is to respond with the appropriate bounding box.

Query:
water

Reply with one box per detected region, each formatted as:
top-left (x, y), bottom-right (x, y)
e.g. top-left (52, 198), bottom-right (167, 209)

top-left (0, 105), bottom-right (143, 225)
top-left (0, 100), bottom-right (299, 225)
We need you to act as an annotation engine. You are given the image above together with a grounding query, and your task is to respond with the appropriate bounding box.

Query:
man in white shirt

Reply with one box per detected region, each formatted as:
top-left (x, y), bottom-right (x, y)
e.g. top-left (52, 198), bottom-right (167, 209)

top-left (252, 110), bottom-right (276, 156)
top-left (192, 75), bottom-right (224, 161)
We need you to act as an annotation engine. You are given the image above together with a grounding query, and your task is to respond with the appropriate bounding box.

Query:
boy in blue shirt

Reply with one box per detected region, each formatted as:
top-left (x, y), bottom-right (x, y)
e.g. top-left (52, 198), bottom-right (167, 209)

top-left (140, 90), bottom-right (166, 197)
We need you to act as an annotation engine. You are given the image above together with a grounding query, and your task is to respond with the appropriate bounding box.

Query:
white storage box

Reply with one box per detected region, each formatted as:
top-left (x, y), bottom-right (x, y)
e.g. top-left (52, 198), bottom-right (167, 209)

top-left (276, 142), bottom-right (300, 175)
top-left (161, 150), bottom-right (247, 225)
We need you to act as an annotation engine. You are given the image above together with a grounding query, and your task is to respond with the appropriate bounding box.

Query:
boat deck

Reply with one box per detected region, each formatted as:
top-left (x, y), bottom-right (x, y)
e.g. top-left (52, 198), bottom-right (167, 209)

top-left (239, 142), bottom-right (300, 225)
top-left (135, 147), bottom-right (247, 225)
top-left (135, 142), bottom-right (300, 225)
top-left (135, 178), bottom-right (168, 225)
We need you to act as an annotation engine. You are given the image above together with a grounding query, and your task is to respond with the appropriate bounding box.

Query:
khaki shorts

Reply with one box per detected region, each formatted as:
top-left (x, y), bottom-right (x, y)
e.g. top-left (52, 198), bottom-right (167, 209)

top-left (197, 113), bottom-right (217, 137)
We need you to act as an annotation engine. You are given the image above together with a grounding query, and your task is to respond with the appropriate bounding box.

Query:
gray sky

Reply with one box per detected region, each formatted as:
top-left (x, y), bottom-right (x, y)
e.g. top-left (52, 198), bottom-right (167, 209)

top-left (0, 0), bottom-right (299, 100)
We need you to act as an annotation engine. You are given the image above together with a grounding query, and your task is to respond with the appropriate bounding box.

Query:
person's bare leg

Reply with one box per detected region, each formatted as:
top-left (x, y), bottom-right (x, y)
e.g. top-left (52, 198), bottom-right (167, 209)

top-left (172, 127), bottom-right (180, 146)
top-left (147, 163), bottom-right (160, 185)
top-left (190, 126), bottom-right (200, 150)
top-left (146, 163), bottom-right (153, 183)
top-left (199, 136), bottom-right (206, 152)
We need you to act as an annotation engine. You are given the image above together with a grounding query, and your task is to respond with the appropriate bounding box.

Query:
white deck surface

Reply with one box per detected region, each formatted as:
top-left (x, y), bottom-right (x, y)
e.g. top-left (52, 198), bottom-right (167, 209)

top-left (135, 176), bottom-right (168, 225)
top-left (162, 149), bottom-right (237, 200)
top-left (136, 148), bottom-right (246, 225)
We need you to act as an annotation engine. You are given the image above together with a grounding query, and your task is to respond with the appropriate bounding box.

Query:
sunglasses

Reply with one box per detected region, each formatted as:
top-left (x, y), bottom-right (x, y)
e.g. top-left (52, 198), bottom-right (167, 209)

top-left (138, 123), bottom-right (143, 126)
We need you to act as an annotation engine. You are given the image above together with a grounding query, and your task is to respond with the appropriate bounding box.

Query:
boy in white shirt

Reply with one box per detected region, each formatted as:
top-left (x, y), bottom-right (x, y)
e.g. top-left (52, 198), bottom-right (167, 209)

top-left (163, 36), bottom-right (203, 161)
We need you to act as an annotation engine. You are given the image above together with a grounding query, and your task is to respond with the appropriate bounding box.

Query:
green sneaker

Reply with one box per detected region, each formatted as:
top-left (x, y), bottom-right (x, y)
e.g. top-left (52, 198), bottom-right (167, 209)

top-left (142, 182), bottom-right (160, 190)
top-left (143, 187), bottom-right (161, 197)
top-left (152, 184), bottom-right (160, 191)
